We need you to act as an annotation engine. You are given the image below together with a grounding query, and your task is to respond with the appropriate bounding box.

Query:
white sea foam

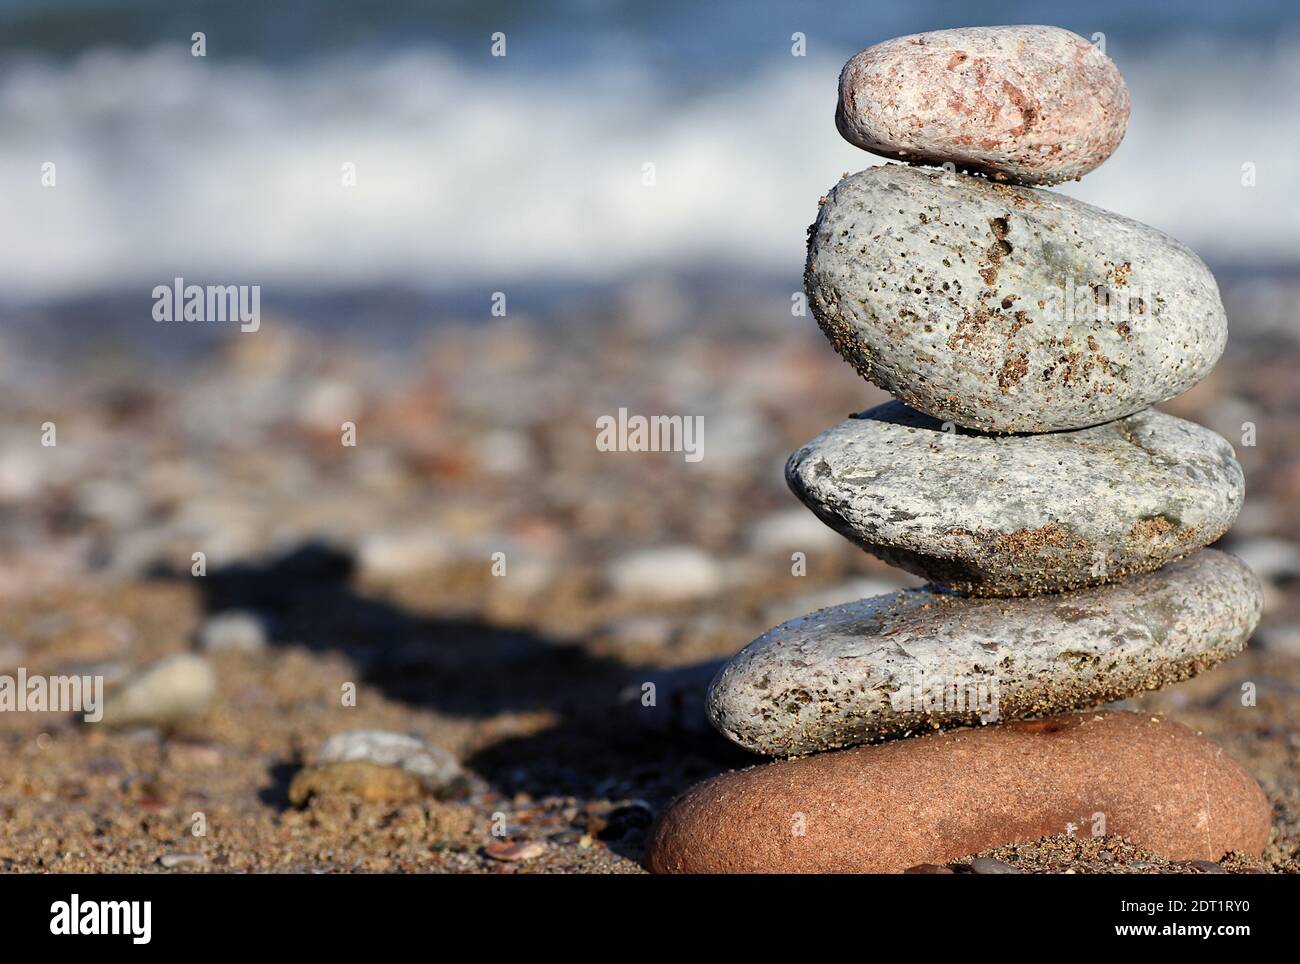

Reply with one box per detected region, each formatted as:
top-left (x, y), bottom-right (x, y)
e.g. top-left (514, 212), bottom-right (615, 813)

top-left (0, 37), bottom-right (1297, 301)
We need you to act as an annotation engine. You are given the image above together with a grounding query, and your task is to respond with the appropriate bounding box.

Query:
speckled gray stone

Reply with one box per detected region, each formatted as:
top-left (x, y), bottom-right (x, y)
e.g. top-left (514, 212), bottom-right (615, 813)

top-left (707, 550), bottom-right (1261, 756)
top-left (787, 401), bottom-right (1243, 596)
top-left (805, 164), bottom-right (1227, 432)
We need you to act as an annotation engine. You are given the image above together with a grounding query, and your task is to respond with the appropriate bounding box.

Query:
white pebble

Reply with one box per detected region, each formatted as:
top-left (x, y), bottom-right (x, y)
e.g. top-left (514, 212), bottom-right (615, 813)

top-left (317, 730), bottom-right (462, 790)
top-left (102, 654), bottom-right (215, 729)
top-left (608, 546), bottom-right (723, 601)
top-left (198, 610), bottom-right (268, 654)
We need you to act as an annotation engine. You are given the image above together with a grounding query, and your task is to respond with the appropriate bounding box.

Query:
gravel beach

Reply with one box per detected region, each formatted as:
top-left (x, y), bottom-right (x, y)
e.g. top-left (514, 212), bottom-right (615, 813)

top-left (0, 277), bottom-right (1296, 873)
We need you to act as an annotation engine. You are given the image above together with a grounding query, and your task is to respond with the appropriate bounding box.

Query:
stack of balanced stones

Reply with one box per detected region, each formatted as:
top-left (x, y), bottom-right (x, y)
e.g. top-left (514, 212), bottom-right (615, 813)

top-left (647, 26), bottom-right (1272, 873)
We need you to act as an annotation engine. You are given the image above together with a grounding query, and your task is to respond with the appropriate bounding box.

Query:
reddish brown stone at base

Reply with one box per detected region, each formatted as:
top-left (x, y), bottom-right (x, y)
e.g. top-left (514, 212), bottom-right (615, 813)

top-left (645, 712), bottom-right (1271, 873)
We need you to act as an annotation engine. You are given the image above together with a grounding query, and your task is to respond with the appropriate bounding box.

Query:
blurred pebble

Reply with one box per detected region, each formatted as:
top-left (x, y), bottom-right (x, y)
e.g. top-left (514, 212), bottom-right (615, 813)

top-left (483, 840), bottom-right (546, 861)
top-left (1229, 500), bottom-right (1282, 539)
top-left (317, 729), bottom-right (462, 791)
top-left (698, 410), bottom-right (771, 472)
top-left (357, 528), bottom-right (452, 578)
top-left (971, 857), bottom-right (1021, 874)
top-left (159, 853), bottom-right (208, 869)
top-left (198, 610), bottom-right (268, 654)
top-left (1183, 860), bottom-right (1227, 874)
top-left (0, 445), bottom-right (41, 500)
top-left (1202, 398), bottom-right (1260, 448)
top-left (77, 480), bottom-right (148, 527)
top-left (1228, 537), bottom-right (1300, 582)
top-left (762, 577), bottom-right (916, 627)
top-left (297, 379), bottom-right (361, 430)
top-left (748, 507), bottom-right (845, 554)
top-left (1104, 697), bottom-right (1145, 711)
top-left (1255, 624), bottom-right (1300, 656)
top-left (474, 429), bottom-right (534, 475)
top-left (904, 863), bottom-right (954, 874)
top-left (498, 554), bottom-right (557, 597)
top-left (101, 654), bottom-right (215, 729)
top-left (607, 546), bottom-right (722, 601)
top-left (598, 616), bottom-right (675, 655)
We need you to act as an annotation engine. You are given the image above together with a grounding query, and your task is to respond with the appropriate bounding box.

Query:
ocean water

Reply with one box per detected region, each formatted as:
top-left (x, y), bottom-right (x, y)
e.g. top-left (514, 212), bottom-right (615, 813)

top-left (1, 0), bottom-right (1298, 307)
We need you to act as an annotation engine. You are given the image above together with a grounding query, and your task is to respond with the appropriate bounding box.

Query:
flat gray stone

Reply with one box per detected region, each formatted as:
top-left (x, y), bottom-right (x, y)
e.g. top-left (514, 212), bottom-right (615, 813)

top-left (707, 550), bottom-right (1261, 756)
top-left (786, 401), bottom-right (1243, 596)
top-left (805, 165), bottom-right (1226, 432)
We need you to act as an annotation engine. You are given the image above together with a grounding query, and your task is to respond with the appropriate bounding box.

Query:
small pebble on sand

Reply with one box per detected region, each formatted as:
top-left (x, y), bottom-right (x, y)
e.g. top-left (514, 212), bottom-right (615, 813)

top-left (198, 610), bottom-right (269, 654)
top-left (316, 729), bottom-right (463, 792)
top-left (101, 653), bottom-right (216, 729)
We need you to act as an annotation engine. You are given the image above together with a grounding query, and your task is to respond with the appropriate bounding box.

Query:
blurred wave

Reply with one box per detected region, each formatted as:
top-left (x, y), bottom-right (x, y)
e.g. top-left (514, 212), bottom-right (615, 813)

top-left (1, 31), bottom-right (1298, 301)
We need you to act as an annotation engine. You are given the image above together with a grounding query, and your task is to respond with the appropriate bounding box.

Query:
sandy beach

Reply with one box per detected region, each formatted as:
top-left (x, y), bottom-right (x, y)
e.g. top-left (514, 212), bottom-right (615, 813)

top-left (2, 0), bottom-right (1298, 882)
top-left (1, 278), bottom-right (1296, 872)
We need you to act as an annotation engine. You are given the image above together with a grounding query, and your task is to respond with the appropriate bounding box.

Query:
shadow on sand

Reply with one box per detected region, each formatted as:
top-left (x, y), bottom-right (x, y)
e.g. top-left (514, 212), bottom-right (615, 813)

top-left (160, 542), bottom-right (751, 857)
